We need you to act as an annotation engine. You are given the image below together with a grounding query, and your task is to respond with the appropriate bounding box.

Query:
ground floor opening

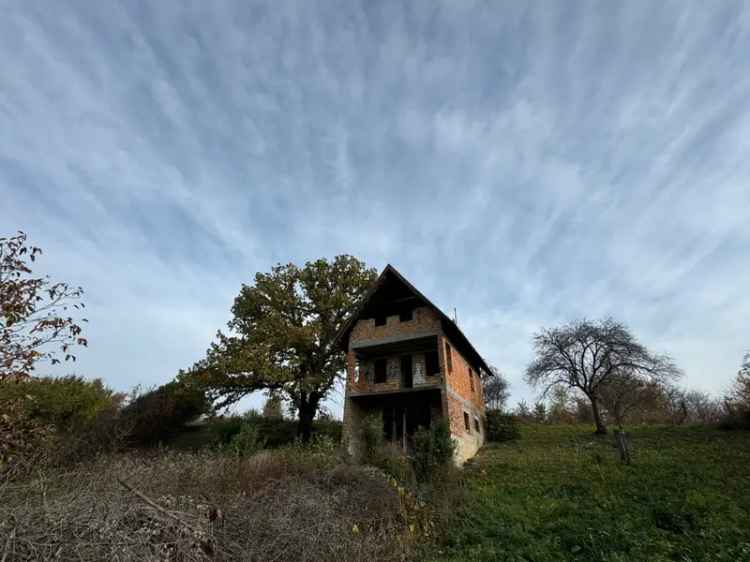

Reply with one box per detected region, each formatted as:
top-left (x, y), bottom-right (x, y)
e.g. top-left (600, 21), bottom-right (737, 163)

top-left (345, 388), bottom-right (443, 455)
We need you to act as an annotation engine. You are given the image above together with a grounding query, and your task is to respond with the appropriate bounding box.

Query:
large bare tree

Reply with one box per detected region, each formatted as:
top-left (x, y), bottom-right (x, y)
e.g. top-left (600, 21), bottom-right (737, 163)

top-left (525, 318), bottom-right (681, 434)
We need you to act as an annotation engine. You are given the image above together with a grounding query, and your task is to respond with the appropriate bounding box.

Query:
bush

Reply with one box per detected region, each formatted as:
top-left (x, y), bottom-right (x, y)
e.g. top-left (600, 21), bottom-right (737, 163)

top-left (228, 422), bottom-right (266, 456)
top-left (210, 412), bottom-right (342, 452)
top-left (0, 376), bottom-right (125, 475)
top-left (0, 397), bottom-right (56, 480)
top-left (412, 421), bottom-right (455, 483)
top-left (315, 416), bottom-right (343, 442)
top-left (211, 412), bottom-right (297, 448)
top-left (120, 381), bottom-right (209, 446)
top-left (358, 413), bottom-right (385, 463)
top-left (0, 376), bottom-right (122, 433)
top-left (718, 408), bottom-right (750, 431)
top-left (486, 410), bottom-right (521, 442)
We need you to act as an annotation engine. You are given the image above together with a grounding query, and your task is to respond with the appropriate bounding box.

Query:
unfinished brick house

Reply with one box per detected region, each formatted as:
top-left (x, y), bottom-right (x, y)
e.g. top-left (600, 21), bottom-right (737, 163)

top-left (336, 265), bottom-right (490, 465)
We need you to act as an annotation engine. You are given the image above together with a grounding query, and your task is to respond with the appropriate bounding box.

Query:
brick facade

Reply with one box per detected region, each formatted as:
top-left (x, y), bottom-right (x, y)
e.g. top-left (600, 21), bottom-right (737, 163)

top-left (349, 305), bottom-right (442, 342)
top-left (346, 306), bottom-right (442, 395)
top-left (440, 335), bottom-right (486, 463)
top-left (340, 267), bottom-right (488, 465)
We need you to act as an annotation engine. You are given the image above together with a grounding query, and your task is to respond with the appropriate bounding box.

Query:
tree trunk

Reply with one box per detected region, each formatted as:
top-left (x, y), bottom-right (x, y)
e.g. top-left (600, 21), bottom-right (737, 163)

top-left (297, 392), bottom-right (320, 442)
top-left (589, 396), bottom-right (607, 435)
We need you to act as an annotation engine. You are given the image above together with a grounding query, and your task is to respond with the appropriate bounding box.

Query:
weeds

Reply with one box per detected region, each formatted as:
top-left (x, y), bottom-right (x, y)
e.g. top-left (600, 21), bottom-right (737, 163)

top-left (429, 424), bottom-right (750, 561)
top-left (0, 444), bottom-right (413, 561)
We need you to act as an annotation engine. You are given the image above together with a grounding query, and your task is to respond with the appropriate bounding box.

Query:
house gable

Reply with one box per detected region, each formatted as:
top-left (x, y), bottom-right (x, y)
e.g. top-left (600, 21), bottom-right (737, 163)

top-left (335, 264), bottom-right (490, 376)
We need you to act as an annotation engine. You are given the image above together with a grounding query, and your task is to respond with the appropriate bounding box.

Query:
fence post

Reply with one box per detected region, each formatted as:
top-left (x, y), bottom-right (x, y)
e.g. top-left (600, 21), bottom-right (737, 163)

top-left (614, 429), bottom-right (631, 465)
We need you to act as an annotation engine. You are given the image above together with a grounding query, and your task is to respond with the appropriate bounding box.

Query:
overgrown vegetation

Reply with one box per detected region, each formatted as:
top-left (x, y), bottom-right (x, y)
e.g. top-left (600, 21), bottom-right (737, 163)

top-left (121, 381), bottom-right (209, 446)
top-left (484, 409), bottom-right (520, 442)
top-left (429, 424), bottom-right (750, 561)
top-left (208, 411), bottom-right (342, 452)
top-left (0, 376), bottom-right (125, 478)
top-left (0, 444), bottom-right (418, 561)
top-left (3, 233), bottom-right (749, 560)
top-left (412, 421), bottom-right (455, 483)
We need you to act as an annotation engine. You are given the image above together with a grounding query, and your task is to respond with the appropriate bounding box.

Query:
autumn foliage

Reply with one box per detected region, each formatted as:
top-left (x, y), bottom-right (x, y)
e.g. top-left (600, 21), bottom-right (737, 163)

top-left (0, 231), bottom-right (87, 380)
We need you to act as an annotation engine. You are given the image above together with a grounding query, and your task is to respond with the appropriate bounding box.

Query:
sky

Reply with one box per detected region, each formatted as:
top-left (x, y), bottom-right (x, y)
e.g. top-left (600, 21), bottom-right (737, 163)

top-left (1, 1), bottom-right (749, 416)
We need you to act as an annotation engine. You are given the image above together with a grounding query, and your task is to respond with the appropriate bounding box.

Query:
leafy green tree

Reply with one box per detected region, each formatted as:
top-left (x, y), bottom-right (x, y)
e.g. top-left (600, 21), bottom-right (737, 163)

top-left (186, 256), bottom-right (376, 441)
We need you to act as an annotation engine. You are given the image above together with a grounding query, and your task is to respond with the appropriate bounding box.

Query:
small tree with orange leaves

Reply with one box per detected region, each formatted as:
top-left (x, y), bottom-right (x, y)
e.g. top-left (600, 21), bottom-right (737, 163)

top-left (0, 231), bottom-right (87, 381)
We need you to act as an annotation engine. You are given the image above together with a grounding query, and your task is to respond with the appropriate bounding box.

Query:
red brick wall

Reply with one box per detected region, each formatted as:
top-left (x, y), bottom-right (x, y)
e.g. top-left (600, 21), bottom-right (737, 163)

top-left (349, 306), bottom-right (441, 343)
top-left (440, 336), bottom-right (484, 412)
top-left (346, 306), bottom-right (443, 394)
top-left (439, 334), bottom-right (485, 463)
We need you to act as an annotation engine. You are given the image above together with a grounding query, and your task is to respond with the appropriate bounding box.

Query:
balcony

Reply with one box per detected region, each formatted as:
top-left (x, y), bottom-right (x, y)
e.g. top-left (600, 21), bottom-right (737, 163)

top-left (347, 335), bottom-right (442, 396)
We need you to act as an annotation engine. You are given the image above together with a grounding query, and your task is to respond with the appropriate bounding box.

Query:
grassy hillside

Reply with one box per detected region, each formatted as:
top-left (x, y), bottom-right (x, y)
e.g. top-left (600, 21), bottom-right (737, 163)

top-left (430, 425), bottom-right (750, 562)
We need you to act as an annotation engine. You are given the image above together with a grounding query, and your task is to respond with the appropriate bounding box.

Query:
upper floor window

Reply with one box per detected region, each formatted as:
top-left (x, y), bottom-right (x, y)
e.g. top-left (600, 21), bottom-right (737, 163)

top-left (463, 412), bottom-right (471, 432)
top-left (375, 314), bottom-right (387, 326)
top-left (399, 309), bottom-right (413, 322)
top-left (469, 368), bottom-right (475, 392)
top-left (374, 358), bottom-right (387, 383)
top-left (425, 350), bottom-right (440, 376)
top-left (474, 417), bottom-right (481, 433)
top-left (445, 343), bottom-right (453, 373)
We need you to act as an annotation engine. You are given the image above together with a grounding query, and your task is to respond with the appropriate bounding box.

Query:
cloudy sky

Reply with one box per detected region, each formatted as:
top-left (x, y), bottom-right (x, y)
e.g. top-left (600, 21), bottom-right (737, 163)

top-left (2, 1), bottom-right (748, 415)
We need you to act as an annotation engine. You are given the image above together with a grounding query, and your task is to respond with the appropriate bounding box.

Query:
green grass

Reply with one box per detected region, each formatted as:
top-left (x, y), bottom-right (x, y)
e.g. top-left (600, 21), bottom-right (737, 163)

top-left (429, 425), bottom-right (750, 562)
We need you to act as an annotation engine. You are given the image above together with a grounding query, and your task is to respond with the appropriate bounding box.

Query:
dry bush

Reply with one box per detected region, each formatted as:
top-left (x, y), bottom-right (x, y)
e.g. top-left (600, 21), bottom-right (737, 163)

top-left (0, 445), bottom-right (416, 561)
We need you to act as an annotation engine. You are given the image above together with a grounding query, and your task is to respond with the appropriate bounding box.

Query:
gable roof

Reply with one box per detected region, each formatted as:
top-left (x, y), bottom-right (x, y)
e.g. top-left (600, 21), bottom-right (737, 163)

top-left (334, 264), bottom-right (492, 375)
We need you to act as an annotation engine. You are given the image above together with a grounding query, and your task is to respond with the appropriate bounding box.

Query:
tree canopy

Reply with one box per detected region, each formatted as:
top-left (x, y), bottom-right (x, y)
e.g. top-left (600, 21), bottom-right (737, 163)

top-left (525, 318), bottom-right (681, 434)
top-left (184, 255), bottom-right (376, 440)
top-left (0, 231), bottom-right (87, 381)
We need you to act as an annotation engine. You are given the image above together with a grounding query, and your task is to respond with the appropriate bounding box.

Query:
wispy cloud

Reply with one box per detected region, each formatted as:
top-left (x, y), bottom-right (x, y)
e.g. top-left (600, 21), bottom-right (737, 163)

top-left (2, 1), bottom-right (748, 412)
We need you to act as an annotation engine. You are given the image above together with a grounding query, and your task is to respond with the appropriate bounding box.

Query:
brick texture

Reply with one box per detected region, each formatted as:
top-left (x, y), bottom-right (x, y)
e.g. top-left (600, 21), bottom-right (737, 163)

top-left (349, 306), bottom-right (441, 343)
top-left (343, 303), bottom-right (486, 464)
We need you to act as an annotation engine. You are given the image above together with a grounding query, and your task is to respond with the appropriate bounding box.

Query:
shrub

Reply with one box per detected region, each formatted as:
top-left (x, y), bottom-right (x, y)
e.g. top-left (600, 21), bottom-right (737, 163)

top-left (0, 376), bottom-right (125, 474)
top-left (228, 422), bottom-right (266, 456)
top-left (315, 416), bottom-right (343, 442)
top-left (359, 413), bottom-right (385, 464)
top-left (372, 442), bottom-right (416, 484)
top-left (211, 412), bottom-right (298, 449)
top-left (210, 413), bottom-right (341, 451)
top-left (412, 421), bottom-right (456, 483)
top-left (0, 376), bottom-right (122, 433)
top-left (209, 414), bottom-right (246, 444)
top-left (718, 407), bottom-right (750, 431)
top-left (0, 397), bottom-right (56, 480)
top-left (486, 409), bottom-right (521, 442)
top-left (121, 381), bottom-right (209, 446)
